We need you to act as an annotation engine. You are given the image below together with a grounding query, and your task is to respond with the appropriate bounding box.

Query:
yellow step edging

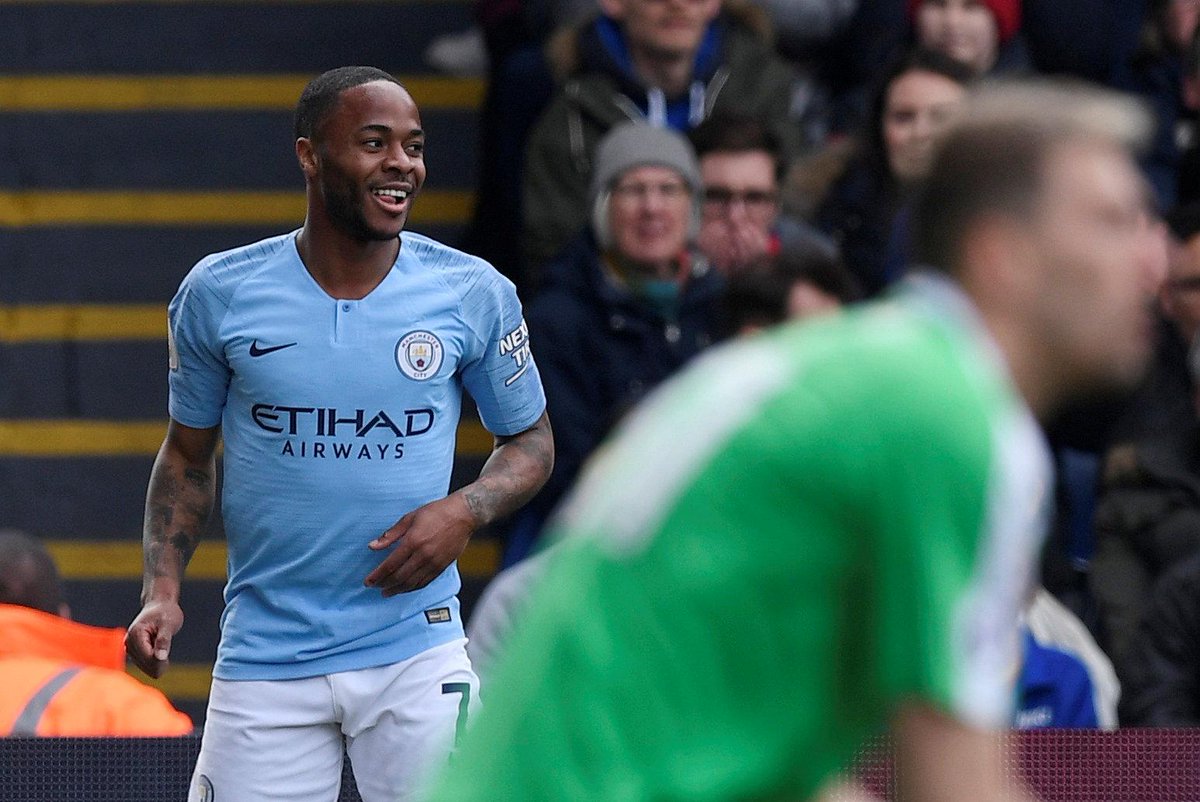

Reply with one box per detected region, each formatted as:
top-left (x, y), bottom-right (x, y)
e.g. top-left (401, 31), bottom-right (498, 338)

top-left (49, 536), bottom-right (500, 582)
top-left (0, 189), bottom-right (472, 227)
top-left (130, 662), bottom-right (213, 701)
top-left (0, 417), bottom-right (493, 457)
top-left (0, 74), bottom-right (483, 110)
top-left (0, 420), bottom-right (169, 456)
top-left (0, 303), bottom-right (164, 342)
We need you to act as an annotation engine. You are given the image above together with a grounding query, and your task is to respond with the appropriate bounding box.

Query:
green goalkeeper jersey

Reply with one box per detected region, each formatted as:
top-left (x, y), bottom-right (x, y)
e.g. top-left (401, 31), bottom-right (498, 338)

top-left (430, 273), bottom-right (1052, 801)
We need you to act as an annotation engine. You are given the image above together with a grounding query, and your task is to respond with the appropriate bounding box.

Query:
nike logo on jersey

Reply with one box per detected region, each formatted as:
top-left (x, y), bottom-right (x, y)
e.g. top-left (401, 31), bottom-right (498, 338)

top-left (249, 340), bottom-right (298, 357)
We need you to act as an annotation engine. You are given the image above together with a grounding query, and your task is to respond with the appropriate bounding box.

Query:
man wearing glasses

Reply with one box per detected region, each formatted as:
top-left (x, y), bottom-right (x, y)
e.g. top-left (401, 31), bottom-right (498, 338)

top-left (690, 114), bottom-right (836, 276)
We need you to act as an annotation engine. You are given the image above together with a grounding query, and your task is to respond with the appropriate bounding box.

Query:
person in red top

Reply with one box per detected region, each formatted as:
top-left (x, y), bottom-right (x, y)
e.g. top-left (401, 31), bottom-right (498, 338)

top-left (0, 529), bottom-right (192, 737)
top-left (908, 0), bottom-right (1025, 77)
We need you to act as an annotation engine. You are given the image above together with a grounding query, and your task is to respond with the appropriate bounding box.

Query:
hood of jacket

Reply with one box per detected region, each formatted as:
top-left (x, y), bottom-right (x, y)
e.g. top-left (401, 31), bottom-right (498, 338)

top-left (0, 604), bottom-right (126, 670)
top-left (546, 7), bottom-right (780, 130)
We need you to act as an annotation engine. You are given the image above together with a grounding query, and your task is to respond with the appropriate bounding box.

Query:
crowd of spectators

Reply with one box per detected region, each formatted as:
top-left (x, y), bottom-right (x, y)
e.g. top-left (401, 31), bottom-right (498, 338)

top-left (431, 0), bottom-right (1200, 730)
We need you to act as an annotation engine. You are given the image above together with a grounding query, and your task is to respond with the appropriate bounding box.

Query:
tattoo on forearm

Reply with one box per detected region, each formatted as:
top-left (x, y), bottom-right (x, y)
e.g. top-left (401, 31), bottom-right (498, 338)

top-left (463, 415), bottom-right (554, 526)
top-left (461, 485), bottom-right (491, 524)
top-left (144, 462), bottom-right (214, 581)
top-left (184, 467), bottom-right (209, 489)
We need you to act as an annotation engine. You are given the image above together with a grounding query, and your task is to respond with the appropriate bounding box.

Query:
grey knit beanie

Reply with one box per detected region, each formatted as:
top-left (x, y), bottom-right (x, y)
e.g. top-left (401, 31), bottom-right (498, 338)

top-left (590, 123), bottom-right (702, 249)
top-left (589, 122), bottom-right (702, 203)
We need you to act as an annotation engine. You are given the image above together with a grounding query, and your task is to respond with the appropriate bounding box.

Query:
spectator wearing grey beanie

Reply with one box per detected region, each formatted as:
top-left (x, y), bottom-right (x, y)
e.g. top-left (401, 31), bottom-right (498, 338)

top-left (588, 122), bottom-right (703, 252)
top-left (497, 122), bottom-right (723, 565)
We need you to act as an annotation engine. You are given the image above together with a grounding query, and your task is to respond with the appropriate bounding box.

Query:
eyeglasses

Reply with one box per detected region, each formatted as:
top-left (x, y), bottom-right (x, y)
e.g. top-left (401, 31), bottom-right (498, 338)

top-left (702, 187), bottom-right (778, 214)
top-left (1168, 276), bottom-right (1200, 293)
top-left (611, 181), bottom-right (691, 203)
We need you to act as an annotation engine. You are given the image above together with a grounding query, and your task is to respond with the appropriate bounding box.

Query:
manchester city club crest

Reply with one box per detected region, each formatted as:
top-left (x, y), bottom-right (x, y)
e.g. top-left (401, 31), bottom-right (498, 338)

top-left (396, 330), bottom-right (444, 380)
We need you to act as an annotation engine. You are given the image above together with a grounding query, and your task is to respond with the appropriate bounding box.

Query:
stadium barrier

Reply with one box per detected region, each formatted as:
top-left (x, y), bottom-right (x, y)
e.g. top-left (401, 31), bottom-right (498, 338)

top-left (0, 735), bottom-right (365, 802)
top-left (3, 729), bottom-right (1200, 800)
top-left (849, 728), bottom-right (1200, 800)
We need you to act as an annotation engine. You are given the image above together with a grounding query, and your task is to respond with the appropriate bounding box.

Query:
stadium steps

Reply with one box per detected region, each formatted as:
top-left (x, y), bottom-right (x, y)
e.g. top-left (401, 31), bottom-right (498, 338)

top-left (0, 0), bottom-right (491, 724)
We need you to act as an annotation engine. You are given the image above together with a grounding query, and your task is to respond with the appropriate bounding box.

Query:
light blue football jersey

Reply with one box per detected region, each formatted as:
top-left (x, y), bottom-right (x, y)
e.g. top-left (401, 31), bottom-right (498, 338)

top-left (168, 231), bottom-right (546, 680)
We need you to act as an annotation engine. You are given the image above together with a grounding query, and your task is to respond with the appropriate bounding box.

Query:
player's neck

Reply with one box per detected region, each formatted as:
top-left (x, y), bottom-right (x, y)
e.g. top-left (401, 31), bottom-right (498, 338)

top-left (295, 224), bottom-right (400, 300)
top-left (978, 309), bottom-right (1059, 421)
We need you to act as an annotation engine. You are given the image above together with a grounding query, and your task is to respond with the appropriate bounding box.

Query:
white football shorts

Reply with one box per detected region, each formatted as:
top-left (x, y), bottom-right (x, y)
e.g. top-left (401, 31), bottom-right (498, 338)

top-left (188, 637), bottom-right (479, 802)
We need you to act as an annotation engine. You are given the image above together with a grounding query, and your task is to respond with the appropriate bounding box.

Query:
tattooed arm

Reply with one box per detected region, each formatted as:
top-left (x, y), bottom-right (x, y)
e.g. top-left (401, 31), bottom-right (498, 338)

top-left (366, 410), bottom-right (554, 596)
top-left (125, 420), bottom-right (220, 678)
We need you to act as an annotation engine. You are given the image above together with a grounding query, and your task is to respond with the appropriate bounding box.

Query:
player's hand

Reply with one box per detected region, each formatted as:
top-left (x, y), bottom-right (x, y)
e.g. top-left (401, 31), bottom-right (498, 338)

top-left (125, 599), bottom-right (184, 678)
top-left (365, 494), bottom-right (477, 596)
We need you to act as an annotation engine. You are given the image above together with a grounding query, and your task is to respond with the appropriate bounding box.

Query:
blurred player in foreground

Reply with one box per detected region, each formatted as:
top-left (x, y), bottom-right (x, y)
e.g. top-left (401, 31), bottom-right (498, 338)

top-left (428, 80), bottom-right (1161, 801)
top-left (125, 66), bottom-right (552, 801)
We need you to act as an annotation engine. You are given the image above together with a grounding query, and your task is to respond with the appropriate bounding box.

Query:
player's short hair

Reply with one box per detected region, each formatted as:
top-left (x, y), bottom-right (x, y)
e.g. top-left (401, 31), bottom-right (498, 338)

top-left (0, 529), bottom-right (64, 615)
top-left (912, 79), bottom-right (1153, 274)
top-left (295, 66), bottom-right (403, 142)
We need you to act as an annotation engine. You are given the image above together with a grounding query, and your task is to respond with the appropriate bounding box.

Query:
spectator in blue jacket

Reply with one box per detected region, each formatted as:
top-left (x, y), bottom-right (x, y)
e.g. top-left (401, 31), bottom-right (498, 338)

top-left (1016, 589), bottom-right (1120, 729)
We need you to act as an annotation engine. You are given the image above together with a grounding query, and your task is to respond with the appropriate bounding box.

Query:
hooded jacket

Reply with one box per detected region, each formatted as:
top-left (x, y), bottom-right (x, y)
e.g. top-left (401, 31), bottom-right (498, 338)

top-left (522, 9), bottom-right (802, 270)
top-left (0, 604), bottom-right (192, 737)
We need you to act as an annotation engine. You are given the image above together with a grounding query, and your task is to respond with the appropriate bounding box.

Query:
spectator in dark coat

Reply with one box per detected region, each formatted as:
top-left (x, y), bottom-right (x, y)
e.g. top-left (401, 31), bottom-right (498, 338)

top-left (1021, 0), bottom-right (1144, 84)
top-left (1118, 0), bottom-right (1200, 208)
top-left (503, 123), bottom-right (723, 564)
top-left (1091, 207), bottom-right (1200, 688)
top-left (816, 48), bottom-right (972, 296)
top-left (1120, 549), bottom-right (1200, 725)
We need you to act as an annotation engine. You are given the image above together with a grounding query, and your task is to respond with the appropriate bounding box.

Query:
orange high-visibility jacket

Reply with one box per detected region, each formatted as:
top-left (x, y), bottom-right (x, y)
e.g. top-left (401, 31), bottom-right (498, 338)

top-left (0, 604), bottom-right (192, 736)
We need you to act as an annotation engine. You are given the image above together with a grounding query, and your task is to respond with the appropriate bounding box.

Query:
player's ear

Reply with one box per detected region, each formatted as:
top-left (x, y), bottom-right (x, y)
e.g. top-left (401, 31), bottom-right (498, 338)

top-left (959, 211), bottom-right (1041, 321)
top-left (296, 137), bottom-right (318, 178)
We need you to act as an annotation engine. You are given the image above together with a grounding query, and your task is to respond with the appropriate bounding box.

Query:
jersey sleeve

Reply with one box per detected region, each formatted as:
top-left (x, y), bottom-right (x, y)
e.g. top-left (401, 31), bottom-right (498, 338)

top-left (869, 391), bottom-right (1049, 731)
top-left (459, 267), bottom-right (546, 436)
top-left (167, 263), bottom-right (232, 428)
